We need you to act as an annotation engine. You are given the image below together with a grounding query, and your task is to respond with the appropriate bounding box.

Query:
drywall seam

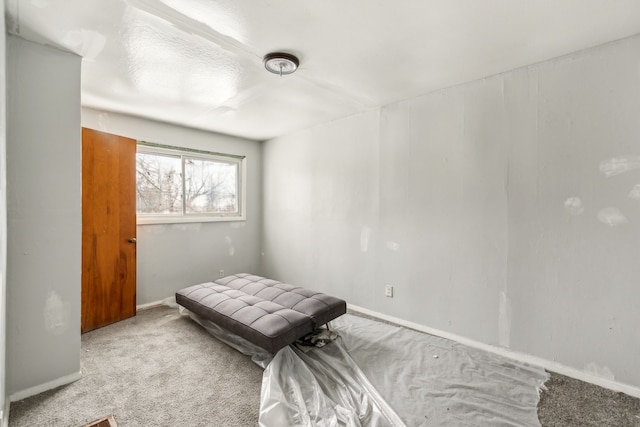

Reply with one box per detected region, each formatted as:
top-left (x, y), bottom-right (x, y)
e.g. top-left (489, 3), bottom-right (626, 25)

top-left (9, 371), bottom-right (82, 402)
top-left (348, 304), bottom-right (640, 399)
top-left (502, 109), bottom-right (511, 349)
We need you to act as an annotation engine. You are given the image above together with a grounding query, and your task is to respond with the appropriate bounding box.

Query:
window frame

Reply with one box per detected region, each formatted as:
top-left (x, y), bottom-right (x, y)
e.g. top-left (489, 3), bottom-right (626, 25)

top-left (135, 141), bottom-right (246, 225)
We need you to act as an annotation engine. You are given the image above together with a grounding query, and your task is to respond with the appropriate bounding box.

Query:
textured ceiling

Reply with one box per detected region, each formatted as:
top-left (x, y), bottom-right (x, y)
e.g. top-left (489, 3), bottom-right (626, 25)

top-left (7, 0), bottom-right (640, 140)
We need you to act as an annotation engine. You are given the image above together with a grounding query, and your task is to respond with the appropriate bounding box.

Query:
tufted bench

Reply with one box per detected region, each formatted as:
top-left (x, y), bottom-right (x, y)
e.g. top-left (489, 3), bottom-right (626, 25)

top-left (175, 273), bottom-right (347, 353)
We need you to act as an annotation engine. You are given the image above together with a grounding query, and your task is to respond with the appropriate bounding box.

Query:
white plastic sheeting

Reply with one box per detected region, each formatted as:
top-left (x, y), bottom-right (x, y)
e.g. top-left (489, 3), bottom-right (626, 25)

top-left (184, 308), bottom-right (548, 426)
top-left (185, 309), bottom-right (403, 425)
top-left (332, 314), bottom-right (549, 426)
top-left (260, 340), bottom-right (405, 426)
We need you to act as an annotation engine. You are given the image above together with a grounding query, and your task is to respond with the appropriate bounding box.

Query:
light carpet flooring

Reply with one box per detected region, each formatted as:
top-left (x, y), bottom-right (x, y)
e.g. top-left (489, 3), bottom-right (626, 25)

top-left (8, 305), bottom-right (640, 426)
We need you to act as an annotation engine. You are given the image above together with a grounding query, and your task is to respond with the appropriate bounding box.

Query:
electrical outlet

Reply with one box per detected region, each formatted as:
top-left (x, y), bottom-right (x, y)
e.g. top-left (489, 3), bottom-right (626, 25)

top-left (219, 269), bottom-right (225, 278)
top-left (385, 285), bottom-right (393, 298)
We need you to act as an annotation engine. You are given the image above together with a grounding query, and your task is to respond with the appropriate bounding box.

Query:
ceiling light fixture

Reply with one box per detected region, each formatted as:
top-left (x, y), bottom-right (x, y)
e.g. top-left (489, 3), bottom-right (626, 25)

top-left (263, 52), bottom-right (299, 76)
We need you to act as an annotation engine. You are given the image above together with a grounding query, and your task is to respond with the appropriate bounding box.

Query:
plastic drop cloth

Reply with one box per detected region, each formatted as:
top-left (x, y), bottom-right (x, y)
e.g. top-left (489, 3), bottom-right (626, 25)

top-left (331, 314), bottom-right (550, 427)
top-left (260, 338), bottom-right (405, 427)
top-left (183, 309), bottom-right (404, 426)
top-left (181, 306), bottom-right (548, 427)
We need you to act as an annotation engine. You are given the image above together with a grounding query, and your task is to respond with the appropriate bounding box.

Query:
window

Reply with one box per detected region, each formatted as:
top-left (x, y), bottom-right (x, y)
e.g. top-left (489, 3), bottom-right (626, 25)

top-left (136, 142), bottom-right (245, 223)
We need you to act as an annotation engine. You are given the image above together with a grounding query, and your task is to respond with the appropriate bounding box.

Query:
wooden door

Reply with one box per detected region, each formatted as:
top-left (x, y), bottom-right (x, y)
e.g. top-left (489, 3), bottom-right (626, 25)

top-left (82, 128), bottom-right (137, 333)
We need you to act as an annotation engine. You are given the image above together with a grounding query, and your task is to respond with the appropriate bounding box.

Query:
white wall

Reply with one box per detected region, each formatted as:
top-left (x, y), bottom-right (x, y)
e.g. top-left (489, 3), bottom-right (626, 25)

top-left (82, 109), bottom-right (263, 305)
top-left (6, 36), bottom-right (82, 397)
top-left (506, 36), bottom-right (640, 388)
top-left (262, 35), bottom-right (640, 390)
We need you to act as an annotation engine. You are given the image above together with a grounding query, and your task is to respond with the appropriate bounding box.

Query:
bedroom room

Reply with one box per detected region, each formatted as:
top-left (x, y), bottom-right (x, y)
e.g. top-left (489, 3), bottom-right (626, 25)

top-left (2, 1), bottom-right (640, 425)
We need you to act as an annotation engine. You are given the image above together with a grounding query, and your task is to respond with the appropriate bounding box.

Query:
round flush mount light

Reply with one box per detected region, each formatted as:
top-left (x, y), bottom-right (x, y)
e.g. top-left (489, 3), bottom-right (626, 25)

top-left (263, 52), bottom-right (299, 76)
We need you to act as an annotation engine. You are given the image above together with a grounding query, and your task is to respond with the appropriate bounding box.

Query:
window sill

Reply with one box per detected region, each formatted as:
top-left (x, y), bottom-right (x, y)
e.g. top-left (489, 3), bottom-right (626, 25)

top-left (137, 215), bottom-right (246, 225)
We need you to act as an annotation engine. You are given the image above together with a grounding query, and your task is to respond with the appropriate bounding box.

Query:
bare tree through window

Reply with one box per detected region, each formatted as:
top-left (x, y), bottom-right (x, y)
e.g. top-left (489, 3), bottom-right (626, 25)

top-left (136, 152), bottom-right (182, 214)
top-left (184, 158), bottom-right (237, 214)
top-left (136, 145), bottom-right (241, 218)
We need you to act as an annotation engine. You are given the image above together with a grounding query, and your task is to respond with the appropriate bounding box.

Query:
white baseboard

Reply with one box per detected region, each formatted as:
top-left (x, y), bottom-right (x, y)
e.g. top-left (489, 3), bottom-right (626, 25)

top-left (347, 303), bottom-right (640, 399)
top-left (9, 370), bottom-right (82, 402)
top-left (2, 398), bottom-right (9, 427)
top-left (136, 300), bottom-right (164, 311)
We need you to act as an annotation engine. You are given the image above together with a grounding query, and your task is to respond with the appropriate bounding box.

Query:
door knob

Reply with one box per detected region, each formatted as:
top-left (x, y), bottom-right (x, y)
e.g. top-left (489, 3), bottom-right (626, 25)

top-left (128, 237), bottom-right (137, 243)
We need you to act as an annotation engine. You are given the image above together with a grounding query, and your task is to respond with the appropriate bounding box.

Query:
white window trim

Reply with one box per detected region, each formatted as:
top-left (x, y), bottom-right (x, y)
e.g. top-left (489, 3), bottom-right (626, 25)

top-left (136, 142), bottom-right (247, 225)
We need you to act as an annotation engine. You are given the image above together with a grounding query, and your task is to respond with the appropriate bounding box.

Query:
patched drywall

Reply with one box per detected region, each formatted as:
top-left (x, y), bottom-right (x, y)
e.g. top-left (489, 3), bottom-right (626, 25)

top-left (82, 109), bottom-right (262, 304)
top-left (506, 35), bottom-right (640, 388)
top-left (6, 36), bottom-right (81, 396)
top-left (263, 83), bottom-right (509, 345)
top-left (262, 112), bottom-right (381, 304)
top-left (262, 35), bottom-right (640, 388)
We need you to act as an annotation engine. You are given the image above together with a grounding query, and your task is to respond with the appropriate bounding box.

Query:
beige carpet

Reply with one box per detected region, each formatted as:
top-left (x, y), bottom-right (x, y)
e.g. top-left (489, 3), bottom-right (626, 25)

top-left (8, 305), bottom-right (640, 426)
top-left (9, 306), bottom-right (263, 426)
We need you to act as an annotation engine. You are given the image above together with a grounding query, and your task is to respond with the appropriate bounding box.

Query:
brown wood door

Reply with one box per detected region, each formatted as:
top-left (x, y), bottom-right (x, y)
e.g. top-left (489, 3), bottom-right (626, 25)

top-left (82, 128), bottom-right (137, 333)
